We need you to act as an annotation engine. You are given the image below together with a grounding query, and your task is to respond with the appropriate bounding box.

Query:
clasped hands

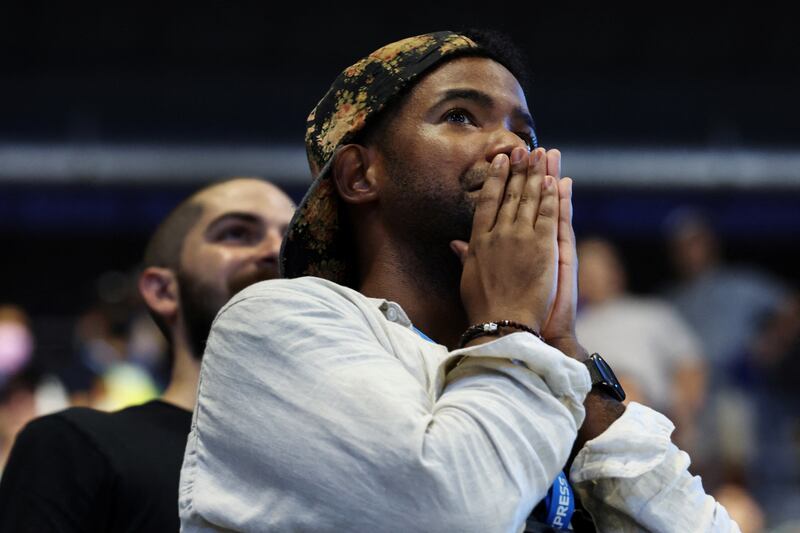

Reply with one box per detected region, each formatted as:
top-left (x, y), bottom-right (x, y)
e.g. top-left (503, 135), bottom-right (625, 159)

top-left (451, 146), bottom-right (585, 359)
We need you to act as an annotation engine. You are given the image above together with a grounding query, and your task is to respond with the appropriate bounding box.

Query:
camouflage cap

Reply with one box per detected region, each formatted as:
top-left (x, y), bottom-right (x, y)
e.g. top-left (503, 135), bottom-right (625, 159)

top-left (279, 31), bottom-right (478, 283)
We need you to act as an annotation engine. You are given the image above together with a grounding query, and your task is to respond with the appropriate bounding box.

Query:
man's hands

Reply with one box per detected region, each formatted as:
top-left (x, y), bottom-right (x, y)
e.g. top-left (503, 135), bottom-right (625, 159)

top-left (451, 146), bottom-right (559, 334)
top-left (451, 146), bottom-right (585, 358)
top-left (451, 145), bottom-right (625, 448)
top-left (540, 150), bottom-right (586, 361)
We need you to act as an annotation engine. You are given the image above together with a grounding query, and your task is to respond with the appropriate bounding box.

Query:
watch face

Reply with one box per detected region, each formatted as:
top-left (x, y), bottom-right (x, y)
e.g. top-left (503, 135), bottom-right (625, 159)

top-left (594, 355), bottom-right (617, 383)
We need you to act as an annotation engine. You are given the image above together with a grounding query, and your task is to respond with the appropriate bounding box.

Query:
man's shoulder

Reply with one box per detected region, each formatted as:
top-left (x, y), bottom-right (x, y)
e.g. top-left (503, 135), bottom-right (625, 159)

top-left (23, 401), bottom-right (188, 450)
top-left (4, 402), bottom-right (188, 532)
top-left (45, 402), bottom-right (152, 428)
top-left (207, 277), bottom-right (392, 352)
top-left (29, 405), bottom-right (110, 434)
top-left (0, 411), bottom-right (114, 530)
top-left (111, 399), bottom-right (192, 429)
top-left (14, 407), bottom-right (111, 461)
top-left (223, 276), bottom-right (370, 312)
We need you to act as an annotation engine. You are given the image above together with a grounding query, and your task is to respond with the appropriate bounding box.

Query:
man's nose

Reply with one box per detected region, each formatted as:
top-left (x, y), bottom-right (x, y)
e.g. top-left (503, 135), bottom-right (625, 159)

top-left (256, 228), bottom-right (283, 262)
top-left (485, 127), bottom-right (530, 163)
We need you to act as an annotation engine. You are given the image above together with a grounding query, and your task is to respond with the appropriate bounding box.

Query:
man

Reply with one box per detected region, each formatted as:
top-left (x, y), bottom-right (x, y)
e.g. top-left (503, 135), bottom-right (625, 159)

top-left (180, 32), bottom-right (739, 531)
top-left (664, 208), bottom-right (785, 371)
top-left (0, 177), bottom-right (295, 532)
top-left (664, 208), bottom-right (786, 484)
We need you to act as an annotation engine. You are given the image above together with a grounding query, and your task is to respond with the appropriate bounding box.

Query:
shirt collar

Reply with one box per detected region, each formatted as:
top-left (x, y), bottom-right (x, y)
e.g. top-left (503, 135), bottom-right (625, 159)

top-left (372, 298), bottom-right (413, 327)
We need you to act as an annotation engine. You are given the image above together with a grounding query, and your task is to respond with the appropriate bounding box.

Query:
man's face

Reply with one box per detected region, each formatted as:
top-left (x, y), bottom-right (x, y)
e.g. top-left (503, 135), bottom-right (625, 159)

top-left (177, 179), bottom-right (295, 358)
top-left (372, 56), bottom-right (535, 285)
top-left (669, 224), bottom-right (717, 280)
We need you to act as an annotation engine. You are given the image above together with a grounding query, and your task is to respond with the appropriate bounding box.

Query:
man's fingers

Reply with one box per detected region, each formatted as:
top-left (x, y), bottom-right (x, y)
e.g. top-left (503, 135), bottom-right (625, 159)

top-left (546, 149), bottom-right (561, 180)
top-left (516, 148), bottom-right (546, 226)
top-left (471, 153), bottom-right (509, 235)
top-left (495, 147), bottom-right (529, 227)
top-left (557, 177), bottom-right (575, 254)
top-left (534, 175), bottom-right (559, 237)
top-left (542, 177), bottom-right (578, 343)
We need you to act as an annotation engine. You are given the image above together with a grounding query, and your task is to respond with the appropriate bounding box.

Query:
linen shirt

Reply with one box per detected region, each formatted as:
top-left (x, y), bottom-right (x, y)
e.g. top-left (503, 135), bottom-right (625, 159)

top-left (179, 276), bottom-right (738, 532)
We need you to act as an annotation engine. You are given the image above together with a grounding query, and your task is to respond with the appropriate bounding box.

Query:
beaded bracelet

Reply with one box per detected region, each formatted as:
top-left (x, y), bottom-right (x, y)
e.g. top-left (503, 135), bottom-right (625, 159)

top-left (457, 320), bottom-right (544, 348)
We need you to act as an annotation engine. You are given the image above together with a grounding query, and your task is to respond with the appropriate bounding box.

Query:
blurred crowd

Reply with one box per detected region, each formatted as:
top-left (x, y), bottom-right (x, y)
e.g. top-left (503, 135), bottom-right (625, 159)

top-left (575, 209), bottom-right (799, 532)
top-left (2, 206), bottom-right (799, 532)
top-left (0, 268), bottom-right (166, 468)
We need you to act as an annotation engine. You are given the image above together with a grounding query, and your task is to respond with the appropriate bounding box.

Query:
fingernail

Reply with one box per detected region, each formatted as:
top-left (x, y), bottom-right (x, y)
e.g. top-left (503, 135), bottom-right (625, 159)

top-left (544, 176), bottom-right (553, 188)
top-left (492, 154), bottom-right (506, 168)
top-left (511, 148), bottom-right (524, 164)
top-left (533, 149), bottom-right (542, 165)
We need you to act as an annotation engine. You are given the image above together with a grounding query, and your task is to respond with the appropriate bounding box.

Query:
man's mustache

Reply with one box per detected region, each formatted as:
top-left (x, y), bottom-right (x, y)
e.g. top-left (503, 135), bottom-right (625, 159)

top-left (460, 166), bottom-right (489, 193)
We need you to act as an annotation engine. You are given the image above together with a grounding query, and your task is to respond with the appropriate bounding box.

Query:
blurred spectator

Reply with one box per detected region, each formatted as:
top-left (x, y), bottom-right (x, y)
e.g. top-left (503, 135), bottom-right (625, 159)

top-left (0, 305), bottom-right (35, 386)
top-left (746, 291), bottom-right (800, 529)
top-left (663, 208), bottom-right (787, 484)
top-left (55, 264), bottom-right (170, 411)
top-left (714, 483), bottom-right (765, 533)
top-left (0, 305), bottom-right (68, 472)
top-left (575, 237), bottom-right (706, 455)
top-left (664, 208), bottom-right (786, 376)
top-left (0, 367), bottom-right (38, 473)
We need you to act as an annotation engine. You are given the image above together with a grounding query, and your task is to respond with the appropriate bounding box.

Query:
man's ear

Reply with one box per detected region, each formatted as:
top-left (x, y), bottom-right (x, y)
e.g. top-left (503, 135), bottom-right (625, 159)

top-left (138, 267), bottom-right (179, 323)
top-left (331, 144), bottom-right (381, 205)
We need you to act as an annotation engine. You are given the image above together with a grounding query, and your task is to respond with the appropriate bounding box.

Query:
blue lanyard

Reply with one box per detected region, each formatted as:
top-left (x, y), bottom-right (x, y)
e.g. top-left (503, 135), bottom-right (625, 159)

top-left (411, 326), bottom-right (436, 344)
top-left (541, 471), bottom-right (575, 529)
top-left (412, 326), bottom-right (575, 530)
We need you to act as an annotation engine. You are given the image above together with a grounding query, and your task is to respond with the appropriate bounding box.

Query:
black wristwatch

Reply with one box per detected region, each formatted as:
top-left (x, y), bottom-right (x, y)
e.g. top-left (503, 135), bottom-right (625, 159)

top-left (583, 353), bottom-right (626, 402)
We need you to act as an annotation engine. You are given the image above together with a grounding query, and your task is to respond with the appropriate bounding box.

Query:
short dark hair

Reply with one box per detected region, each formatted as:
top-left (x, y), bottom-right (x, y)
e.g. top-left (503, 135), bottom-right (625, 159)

top-left (457, 28), bottom-right (533, 94)
top-left (143, 201), bottom-right (204, 272)
top-left (353, 28), bottom-right (534, 149)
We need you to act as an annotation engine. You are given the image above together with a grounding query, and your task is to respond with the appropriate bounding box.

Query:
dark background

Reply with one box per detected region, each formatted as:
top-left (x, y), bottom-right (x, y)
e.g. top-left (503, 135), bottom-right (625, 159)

top-left (3, 4), bottom-right (798, 147)
top-left (2, 3), bottom-right (799, 317)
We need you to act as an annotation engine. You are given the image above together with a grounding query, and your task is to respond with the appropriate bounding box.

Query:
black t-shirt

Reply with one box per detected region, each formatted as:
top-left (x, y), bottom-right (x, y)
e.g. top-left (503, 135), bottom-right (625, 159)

top-left (0, 400), bottom-right (192, 532)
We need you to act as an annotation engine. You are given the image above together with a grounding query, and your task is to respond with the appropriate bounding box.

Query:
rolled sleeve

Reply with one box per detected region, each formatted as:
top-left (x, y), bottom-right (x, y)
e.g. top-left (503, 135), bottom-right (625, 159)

top-left (570, 402), bottom-right (741, 532)
top-left (452, 332), bottom-right (590, 426)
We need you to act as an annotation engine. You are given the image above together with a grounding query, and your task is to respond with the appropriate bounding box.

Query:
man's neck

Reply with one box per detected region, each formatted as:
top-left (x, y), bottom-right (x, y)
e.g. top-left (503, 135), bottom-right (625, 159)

top-left (358, 242), bottom-right (468, 349)
top-left (160, 341), bottom-right (200, 412)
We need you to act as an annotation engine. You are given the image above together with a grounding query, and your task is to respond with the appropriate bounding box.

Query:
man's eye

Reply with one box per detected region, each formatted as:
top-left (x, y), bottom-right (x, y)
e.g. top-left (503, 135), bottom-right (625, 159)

top-left (443, 109), bottom-right (475, 125)
top-left (218, 226), bottom-right (252, 242)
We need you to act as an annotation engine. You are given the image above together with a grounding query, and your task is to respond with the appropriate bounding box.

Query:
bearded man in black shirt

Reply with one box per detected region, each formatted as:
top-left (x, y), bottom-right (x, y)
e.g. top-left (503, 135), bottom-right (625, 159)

top-left (0, 177), bottom-right (294, 532)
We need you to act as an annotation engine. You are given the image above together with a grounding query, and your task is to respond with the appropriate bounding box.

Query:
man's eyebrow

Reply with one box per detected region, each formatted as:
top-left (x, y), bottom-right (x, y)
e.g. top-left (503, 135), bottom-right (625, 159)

top-left (435, 88), bottom-right (495, 109)
top-left (434, 88), bottom-right (535, 130)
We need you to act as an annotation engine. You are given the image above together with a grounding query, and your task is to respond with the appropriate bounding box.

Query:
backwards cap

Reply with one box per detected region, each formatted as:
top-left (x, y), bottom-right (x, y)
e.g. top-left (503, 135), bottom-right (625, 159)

top-left (279, 31), bottom-right (480, 283)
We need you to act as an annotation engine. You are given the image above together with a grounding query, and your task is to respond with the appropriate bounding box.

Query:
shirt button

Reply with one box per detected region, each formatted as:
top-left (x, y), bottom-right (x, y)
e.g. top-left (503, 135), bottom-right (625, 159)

top-left (386, 307), bottom-right (399, 322)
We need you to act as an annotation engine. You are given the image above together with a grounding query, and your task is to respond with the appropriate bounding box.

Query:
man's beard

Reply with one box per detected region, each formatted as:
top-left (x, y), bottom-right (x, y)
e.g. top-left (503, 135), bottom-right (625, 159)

top-left (176, 265), bottom-right (279, 361)
top-left (176, 273), bottom-right (224, 361)
top-left (382, 154), bottom-right (483, 302)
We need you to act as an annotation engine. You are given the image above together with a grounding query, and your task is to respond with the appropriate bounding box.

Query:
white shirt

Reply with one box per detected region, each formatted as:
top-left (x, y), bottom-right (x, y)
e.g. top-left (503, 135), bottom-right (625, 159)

top-left (179, 276), bottom-right (738, 532)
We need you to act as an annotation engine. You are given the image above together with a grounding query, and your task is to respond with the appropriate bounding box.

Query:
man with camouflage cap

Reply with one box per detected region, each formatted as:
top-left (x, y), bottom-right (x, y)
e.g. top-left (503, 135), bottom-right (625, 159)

top-left (179, 31), bottom-right (739, 532)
